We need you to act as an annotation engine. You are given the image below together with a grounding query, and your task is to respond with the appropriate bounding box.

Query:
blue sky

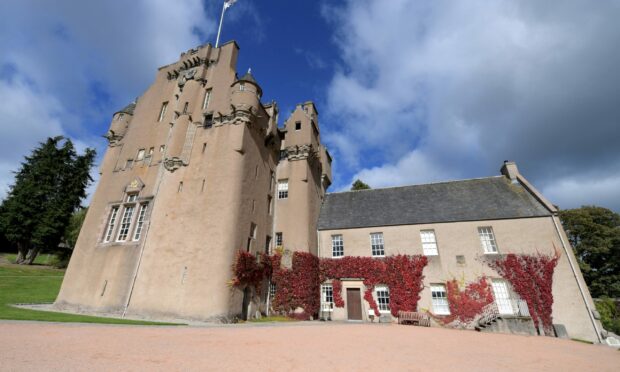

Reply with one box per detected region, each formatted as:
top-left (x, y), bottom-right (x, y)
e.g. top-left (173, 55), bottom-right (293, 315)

top-left (1, 0), bottom-right (620, 211)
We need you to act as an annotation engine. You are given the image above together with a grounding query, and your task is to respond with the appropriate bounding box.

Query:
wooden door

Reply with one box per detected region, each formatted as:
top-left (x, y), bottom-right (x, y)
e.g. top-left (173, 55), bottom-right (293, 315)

top-left (346, 288), bottom-right (362, 320)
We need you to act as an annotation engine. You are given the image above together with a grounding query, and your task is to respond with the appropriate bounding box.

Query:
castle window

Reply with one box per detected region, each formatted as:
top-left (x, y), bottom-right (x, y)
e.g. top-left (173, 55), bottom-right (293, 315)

top-left (420, 230), bottom-right (438, 256)
top-left (431, 284), bottom-right (450, 315)
top-left (268, 195), bottom-right (273, 215)
top-left (202, 89), bottom-right (212, 110)
top-left (478, 226), bottom-right (498, 254)
top-left (178, 182), bottom-right (183, 193)
top-left (239, 82), bottom-right (245, 91)
top-left (116, 205), bottom-right (135, 242)
top-left (331, 235), bottom-right (344, 257)
top-left (125, 159), bottom-right (134, 169)
top-left (295, 121), bottom-right (301, 131)
top-left (203, 113), bottom-right (213, 128)
top-left (117, 113), bottom-right (124, 121)
top-left (126, 193), bottom-right (138, 202)
top-left (159, 145), bottom-right (165, 153)
top-left (375, 286), bottom-right (390, 313)
top-left (202, 143), bottom-right (207, 153)
top-left (275, 232), bottom-right (283, 248)
top-left (148, 147), bottom-right (154, 156)
top-left (370, 232), bottom-right (385, 257)
top-left (136, 149), bottom-right (145, 161)
top-left (279, 150), bottom-right (287, 161)
top-left (269, 282), bottom-right (277, 299)
top-left (265, 236), bottom-right (271, 254)
top-left (277, 180), bottom-right (288, 199)
top-left (132, 202), bottom-right (149, 241)
top-left (182, 102), bottom-right (189, 114)
top-left (158, 102), bottom-right (168, 122)
top-left (103, 206), bottom-right (119, 242)
top-left (321, 284), bottom-right (334, 311)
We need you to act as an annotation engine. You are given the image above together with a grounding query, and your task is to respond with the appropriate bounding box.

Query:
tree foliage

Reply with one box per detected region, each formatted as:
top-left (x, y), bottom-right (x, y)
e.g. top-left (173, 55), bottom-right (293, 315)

top-left (559, 206), bottom-right (620, 298)
top-left (351, 179), bottom-right (371, 190)
top-left (0, 137), bottom-right (95, 265)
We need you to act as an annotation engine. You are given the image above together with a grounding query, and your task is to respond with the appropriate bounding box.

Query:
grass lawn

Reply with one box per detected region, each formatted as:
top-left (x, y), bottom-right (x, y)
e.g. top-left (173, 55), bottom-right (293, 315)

top-left (249, 315), bottom-right (297, 323)
top-left (0, 262), bottom-right (181, 325)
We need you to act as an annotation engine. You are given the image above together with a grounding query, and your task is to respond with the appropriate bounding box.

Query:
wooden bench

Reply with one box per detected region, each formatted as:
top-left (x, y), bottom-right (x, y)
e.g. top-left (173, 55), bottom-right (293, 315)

top-left (398, 311), bottom-right (431, 327)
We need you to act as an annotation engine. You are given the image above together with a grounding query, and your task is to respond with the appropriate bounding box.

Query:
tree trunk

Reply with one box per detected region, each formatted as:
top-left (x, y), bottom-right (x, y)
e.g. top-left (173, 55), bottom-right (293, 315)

top-left (24, 247), bottom-right (41, 265)
top-left (15, 242), bottom-right (28, 264)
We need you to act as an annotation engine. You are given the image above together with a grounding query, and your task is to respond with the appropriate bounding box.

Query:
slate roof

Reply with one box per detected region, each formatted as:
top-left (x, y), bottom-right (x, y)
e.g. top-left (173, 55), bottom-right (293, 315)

top-left (318, 176), bottom-right (552, 230)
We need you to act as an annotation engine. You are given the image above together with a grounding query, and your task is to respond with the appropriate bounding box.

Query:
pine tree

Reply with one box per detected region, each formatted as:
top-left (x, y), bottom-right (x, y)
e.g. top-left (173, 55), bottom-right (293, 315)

top-left (0, 137), bottom-right (95, 265)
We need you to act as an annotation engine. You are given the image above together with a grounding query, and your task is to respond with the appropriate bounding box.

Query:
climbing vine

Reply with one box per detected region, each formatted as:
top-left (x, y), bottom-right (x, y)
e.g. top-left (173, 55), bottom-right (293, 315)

top-left (432, 276), bottom-right (494, 327)
top-left (269, 252), bottom-right (320, 320)
top-left (231, 251), bottom-right (271, 290)
top-left (320, 255), bottom-right (428, 316)
top-left (486, 250), bottom-right (560, 335)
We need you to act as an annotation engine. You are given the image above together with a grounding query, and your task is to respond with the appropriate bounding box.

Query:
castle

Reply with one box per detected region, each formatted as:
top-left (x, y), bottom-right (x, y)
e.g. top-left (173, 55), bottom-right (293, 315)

top-left (55, 42), bottom-right (603, 343)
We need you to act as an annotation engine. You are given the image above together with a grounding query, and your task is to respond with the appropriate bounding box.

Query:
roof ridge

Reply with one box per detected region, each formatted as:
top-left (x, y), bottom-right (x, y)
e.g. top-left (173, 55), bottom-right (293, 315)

top-left (328, 176), bottom-right (505, 195)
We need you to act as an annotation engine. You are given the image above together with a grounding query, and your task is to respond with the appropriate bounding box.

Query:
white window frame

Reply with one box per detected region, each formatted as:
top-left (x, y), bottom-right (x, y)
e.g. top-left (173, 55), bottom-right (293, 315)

top-left (132, 202), bottom-right (149, 241)
top-left (370, 232), bottom-right (385, 257)
top-left (431, 284), bottom-right (450, 315)
top-left (375, 285), bottom-right (390, 313)
top-left (103, 206), bottom-right (119, 242)
top-left (202, 88), bottom-right (212, 110)
top-left (420, 230), bottom-right (439, 256)
top-left (321, 284), bottom-right (334, 312)
top-left (116, 205), bottom-right (135, 242)
top-left (277, 180), bottom-right (288, 199)
top-left (478, 226), bottom-right (498, 254)
top-left (239, 82), bottom-right (245, 91)
top-left (492, 279), bottom-right (514, 315)
top-left (269, 282), bottom-right (276, 299)
top-left (158, 101), bottom-right (168, 122)
top-left (136, 149), bottom-right (145, 161)
top-left (331, 234), bottom-right (344, 258)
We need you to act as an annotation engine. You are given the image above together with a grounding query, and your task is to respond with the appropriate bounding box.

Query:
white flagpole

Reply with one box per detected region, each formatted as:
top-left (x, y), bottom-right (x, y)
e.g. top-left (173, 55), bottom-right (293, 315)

top-left (215, 2), bottom-right (226, 48)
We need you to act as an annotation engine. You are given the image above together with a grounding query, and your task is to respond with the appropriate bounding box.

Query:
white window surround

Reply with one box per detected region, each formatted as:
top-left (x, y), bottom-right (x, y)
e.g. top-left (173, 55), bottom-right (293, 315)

top-left (431, 284), bottom-right (450, 315)
top-left (478, 226), bottom-right (499, 254)
top-left (492, 279), bottom-right (514, 315)
top-left (331, 234), bottom-right (344, 257)
top-left (103, 206), bottom-right (119, 242)
top-left (420, 230), bottom-right (438, 256)
top-left (136, 149), bottom-right (145, 161)
top-left (370, 232), bottom-right (385, 257)
top-left (132, 203), bottom-right (149, 241)
top-left (277, 180), bottom-right (288, 199)
top-left (321, 284), bottom-right (334, 311)
top-left (203, 89), bottom-right (212, 110)
top-left (158, 102), bottom-right (168, 122)
top-left (116, 205), bottom-right (135, 242)
top-left (375, 285), bottom-right (390, 313)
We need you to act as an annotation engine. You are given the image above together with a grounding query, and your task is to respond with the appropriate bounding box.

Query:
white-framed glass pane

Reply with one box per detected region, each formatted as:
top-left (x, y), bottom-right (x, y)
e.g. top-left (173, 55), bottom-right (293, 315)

top-left (492, 280), bottom-right (514, 315)
top-left (132, 203), bottom-right (149, 241)
top-left (103, 206), bottom-right (119, 242)
top-left (277, 180), bottom-right (288, 199)
top-left (376, 286), bottom-right (390, 313)
top-left (275, 232), bottom-right (283, 247)
top-left (126, 194), bottom-right (137, 203)
top-left (431, 284), bottom-right (450, 315)
top-left (136, 149), bottom-right (145, 161)
top-left (478, 226), bottom-right (498, 254)
top-left (158, 102), bottom-right (168, 122)
top-left (269, 282), bottom-right (276, 299)
top-left (203, 89), bottom-right (212, 110)
top-left (116, 205), bottom-right (135, 241)
top-left (331, 235), bottom-right (344, 257)
top-left (321, 284), bottom-right (334, 311)
top-left (369, 232), bottom-right (385, 256)
top-left (420, 230), bottom-right (438, 255)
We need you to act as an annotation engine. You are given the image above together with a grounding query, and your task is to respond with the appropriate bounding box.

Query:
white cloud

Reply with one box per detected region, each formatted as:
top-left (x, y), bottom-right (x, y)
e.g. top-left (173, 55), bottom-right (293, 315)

top-left (323, 0), bottom-right (620, 210)
top-left (0, 0), bottom-right (215, 201)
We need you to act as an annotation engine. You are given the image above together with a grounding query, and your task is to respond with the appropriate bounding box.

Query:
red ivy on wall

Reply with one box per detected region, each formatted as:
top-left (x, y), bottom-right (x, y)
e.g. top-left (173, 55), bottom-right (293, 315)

top-left (486, 251), bottom-right (560, 335)
top-left (434, 277), bottom-right (494, 327)
top-left (320, 255), bottom-right (428, 317)
top-left (231, 251), bottom-right (271, 289)
top-left (269, 252), bottom-right (320, 319)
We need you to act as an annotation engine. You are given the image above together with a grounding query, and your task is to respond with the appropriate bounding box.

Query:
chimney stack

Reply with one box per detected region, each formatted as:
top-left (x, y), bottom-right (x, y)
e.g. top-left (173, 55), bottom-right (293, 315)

top-left (500, 160), bottom-right (519, 183)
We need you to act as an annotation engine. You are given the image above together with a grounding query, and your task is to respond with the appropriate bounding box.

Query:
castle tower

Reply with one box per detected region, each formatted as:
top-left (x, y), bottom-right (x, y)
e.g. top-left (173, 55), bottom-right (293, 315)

top-left (54, 41), bottom-right (298, 321)
top-left (273, 102), bottom-right (332, 255)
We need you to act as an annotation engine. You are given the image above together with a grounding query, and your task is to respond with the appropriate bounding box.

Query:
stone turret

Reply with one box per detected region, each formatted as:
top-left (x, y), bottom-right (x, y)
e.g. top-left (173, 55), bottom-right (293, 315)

top-left (230, 70), bottom-right (262, 114)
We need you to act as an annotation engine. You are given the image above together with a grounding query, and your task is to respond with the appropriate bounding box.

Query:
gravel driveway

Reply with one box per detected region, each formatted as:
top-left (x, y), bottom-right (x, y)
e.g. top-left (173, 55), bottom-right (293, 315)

top-left (0, 321), bottom-right (617, 371)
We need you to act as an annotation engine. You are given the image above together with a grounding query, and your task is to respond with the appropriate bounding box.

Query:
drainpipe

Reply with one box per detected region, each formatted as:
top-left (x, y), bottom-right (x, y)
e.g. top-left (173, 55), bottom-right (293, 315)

top-left (551, 215), bottom-right (602, 343)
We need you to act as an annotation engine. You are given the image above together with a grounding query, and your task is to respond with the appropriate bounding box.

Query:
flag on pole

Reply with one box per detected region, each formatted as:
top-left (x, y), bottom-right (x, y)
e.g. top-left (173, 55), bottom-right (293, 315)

top-left (224, 0), bottom-right (237, 9)
top-left (216, 0), bottom-right (238, 47)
